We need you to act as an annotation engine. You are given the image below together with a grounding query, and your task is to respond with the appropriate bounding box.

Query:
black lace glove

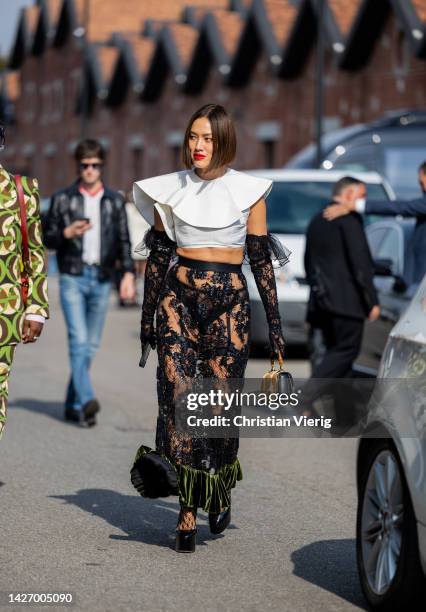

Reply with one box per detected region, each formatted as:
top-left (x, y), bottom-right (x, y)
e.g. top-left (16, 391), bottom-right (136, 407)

top-left (140, 227), bottom-right (176, 353)
top-left (245, 233), bottom-right (288, 361)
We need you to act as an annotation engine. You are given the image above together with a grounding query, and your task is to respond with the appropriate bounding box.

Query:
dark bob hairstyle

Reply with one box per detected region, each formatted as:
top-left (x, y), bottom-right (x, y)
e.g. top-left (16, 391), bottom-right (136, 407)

top-left (181, 104), bottom-right (237, 171)
top-left (74, 138), bottom-right (106, 164)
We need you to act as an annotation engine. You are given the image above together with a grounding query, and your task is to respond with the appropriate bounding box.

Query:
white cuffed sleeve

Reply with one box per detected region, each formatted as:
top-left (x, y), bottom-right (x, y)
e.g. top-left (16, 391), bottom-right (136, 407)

top-left (25, 314), bottom-right (46, 324)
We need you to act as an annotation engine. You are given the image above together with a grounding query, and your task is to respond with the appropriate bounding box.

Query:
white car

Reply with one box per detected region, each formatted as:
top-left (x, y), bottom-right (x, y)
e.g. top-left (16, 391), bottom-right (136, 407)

top-left (356, 273), bottom-right (426, 609)
top-left (243, 169), bottom-right (395, 348)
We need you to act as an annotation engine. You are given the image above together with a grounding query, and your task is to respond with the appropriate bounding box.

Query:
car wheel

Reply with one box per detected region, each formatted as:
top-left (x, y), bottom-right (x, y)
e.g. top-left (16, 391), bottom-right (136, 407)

top-left (357, 439), bottom-right (425, 610)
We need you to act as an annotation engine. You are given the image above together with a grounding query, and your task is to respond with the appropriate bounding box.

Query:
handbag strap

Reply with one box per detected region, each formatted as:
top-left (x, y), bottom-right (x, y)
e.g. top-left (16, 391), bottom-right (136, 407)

top-left (14, 175), bottom-right (31, 275)
top-left (270, 355), bottom-right (285, 371)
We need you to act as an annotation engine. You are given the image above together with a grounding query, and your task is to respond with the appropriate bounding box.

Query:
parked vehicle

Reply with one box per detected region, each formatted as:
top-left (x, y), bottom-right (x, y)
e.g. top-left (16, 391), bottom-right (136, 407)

top-left (286, 110), bottom-right (426, 199)
top-left (356, 273), bottom-right (426, 610)
top-left (354, 218), bottom-right (417, 376)
top-left (243, 169), bottom-right (395, 348)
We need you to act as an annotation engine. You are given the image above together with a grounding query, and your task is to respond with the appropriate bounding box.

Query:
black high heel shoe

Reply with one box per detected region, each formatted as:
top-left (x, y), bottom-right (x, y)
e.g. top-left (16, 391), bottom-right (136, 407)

top-left (175, 507), bottom-right (197, 553)
top-left (209, 495), bottom-right (231, 535)
top-left (175, 528), bottom-right (197, 553)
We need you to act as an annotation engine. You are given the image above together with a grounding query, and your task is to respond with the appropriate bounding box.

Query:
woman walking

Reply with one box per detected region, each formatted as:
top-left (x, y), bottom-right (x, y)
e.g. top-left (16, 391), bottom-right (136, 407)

top-left (130, 104), bottom-right (290, 552)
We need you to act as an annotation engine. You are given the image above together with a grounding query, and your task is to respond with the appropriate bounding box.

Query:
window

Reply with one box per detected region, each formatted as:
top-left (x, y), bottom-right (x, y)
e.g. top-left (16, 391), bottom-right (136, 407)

top-left (367, 227), bottom-right (388, 256)
top-left (24, 83), bottom-right (35, 122)
top-left (133, 147), bottom-right (144, 179)
top-left (384, 146), bottom-right (426, 199)
top-left (256, 122), bottom-right (280, 168)
top-left (166, 131), bottom-right (183, 169)
top-left (45, 154), bottom-right (57, 193)
top-left (52, 81), bottom-right (64, 121)
top-left (171, 145), bottom-right (180, 170)
top-left (40, 84), bottom-right (49, 125)
top-left (375, 228), bottom-right (401, 275)
top-left (332, 145), bottom-right (376, 172)
top-left (263, 140), bottom-right (275, 168)
top-left (266, 181), bottom-right (389, 235)
top-left (393, 28), bottom-right (410, 76)
top-left (70, 69), bottom-right (82, 115)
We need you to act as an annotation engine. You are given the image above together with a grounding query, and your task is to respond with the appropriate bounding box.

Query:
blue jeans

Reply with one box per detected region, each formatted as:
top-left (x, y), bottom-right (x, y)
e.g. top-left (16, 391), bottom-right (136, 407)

top-left (59, 265), bottom-right (112, 410)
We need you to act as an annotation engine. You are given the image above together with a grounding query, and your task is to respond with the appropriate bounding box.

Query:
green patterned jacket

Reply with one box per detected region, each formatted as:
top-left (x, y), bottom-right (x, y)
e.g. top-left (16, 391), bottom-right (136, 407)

top-left (0, 164), bottom-right (49, 345)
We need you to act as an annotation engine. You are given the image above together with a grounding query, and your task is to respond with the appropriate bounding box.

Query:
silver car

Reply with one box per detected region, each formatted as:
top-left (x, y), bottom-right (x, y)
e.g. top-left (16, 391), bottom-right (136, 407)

top-left (243, 169), bottom-right (395, 349)
top-left (355, 218), bottom-right (417, 376)
top-left (356, 273), bottom-right (426, 609)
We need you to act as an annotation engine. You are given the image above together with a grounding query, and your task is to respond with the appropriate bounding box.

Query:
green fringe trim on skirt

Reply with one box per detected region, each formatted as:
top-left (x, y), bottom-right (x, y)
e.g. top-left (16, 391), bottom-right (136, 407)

top-left (130, 444), bottom-right (243, 514)
top-left (176, 458), bottom-right (243, 514)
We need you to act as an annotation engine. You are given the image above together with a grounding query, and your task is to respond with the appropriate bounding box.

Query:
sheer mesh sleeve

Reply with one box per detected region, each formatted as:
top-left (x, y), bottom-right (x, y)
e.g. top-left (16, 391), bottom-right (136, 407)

top-left (140, 227), bottom-right (177, 352)
top-left (245, 232), bottom-right (291, 360)
top-left (243, 231), bottom-right (291, 267)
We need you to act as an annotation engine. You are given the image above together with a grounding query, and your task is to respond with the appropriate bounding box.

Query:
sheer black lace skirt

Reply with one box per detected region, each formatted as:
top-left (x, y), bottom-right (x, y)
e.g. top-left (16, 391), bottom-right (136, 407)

top-left (154, 260), bottom-right (250, 512)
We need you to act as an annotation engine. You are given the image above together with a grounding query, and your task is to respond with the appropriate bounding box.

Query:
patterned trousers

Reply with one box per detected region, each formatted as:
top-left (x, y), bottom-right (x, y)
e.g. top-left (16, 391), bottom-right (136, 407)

top-left (131, 258), bottom-right (251, 513)
top-left (156, 260), bottom-right (250, 472)
top-left (0, 345), bottom-right (16, 440)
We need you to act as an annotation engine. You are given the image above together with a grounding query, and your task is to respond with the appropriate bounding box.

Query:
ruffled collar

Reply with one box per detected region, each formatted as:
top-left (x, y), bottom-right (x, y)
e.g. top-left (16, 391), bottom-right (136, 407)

top-left (133, 166), bottom-right (272, 229)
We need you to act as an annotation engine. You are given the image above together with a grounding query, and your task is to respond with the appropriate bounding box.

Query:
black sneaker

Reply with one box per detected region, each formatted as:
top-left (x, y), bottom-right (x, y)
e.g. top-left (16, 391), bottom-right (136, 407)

top-left (82, 399), bottom-right (101, 427)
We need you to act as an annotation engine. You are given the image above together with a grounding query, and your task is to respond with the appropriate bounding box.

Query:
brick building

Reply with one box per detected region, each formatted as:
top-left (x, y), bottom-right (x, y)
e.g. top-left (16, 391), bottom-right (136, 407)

top-left (1, 0), bottom-right (426, 196)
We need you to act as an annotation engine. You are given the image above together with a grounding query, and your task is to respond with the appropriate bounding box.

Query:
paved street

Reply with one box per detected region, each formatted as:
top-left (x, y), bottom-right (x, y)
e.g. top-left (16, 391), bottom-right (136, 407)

top-left (1, 277), bottom-right (366, 612)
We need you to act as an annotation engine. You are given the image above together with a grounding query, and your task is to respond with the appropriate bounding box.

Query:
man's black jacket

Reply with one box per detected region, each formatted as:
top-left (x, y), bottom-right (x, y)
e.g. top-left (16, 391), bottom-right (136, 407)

top-left (44, 181), bottom-right (135, 279)
top-left (304, 210), bottom-right (378, 321)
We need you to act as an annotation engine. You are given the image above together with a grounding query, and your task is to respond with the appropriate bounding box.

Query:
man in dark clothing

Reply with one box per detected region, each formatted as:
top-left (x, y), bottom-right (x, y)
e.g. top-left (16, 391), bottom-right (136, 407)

top-left (323, 161), bottom-right (426, 283)
top-left (304, 177), bottom-right (380, 381)
top-left (44, 139), bottom-right (135, 426)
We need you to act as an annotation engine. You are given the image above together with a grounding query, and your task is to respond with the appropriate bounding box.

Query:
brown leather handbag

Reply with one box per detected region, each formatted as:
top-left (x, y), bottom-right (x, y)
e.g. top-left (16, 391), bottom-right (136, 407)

top-left (14, 175), bottom-right (31, 307)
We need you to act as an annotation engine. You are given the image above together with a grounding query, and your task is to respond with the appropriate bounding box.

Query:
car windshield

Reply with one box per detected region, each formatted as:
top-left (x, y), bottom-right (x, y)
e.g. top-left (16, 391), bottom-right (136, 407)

top-left (267, 181), bottom-right (389, 234)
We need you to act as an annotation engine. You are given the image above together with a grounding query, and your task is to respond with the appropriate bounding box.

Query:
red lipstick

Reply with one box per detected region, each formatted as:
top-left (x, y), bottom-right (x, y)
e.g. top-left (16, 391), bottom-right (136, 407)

top-left (194, 154), bottom-right (206, 160)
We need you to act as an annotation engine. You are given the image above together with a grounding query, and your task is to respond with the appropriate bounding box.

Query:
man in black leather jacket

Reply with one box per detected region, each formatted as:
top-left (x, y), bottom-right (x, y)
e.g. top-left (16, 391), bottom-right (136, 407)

top-left (44, 139), bottom-right (135, 426)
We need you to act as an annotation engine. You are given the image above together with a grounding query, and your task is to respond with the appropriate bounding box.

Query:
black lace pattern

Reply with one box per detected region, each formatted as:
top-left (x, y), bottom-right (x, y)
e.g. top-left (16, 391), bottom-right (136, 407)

top-left (245, 232), bottom-right (290, 360)
top-left (243, 231), bottom-right (291, 268)
top-left (134, 226), bottom-right (289, 509)
top-left (155, 263), bottom-right (251, 473)
top-left (139, 227), bottom-right (177, 351)
top-left (134, 226), bottom-right (177, 258)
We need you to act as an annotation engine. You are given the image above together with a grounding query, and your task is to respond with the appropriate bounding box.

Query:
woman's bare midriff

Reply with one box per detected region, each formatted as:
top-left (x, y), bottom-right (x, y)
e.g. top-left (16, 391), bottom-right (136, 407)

top-left (176, 246), bottom-right (245, 264)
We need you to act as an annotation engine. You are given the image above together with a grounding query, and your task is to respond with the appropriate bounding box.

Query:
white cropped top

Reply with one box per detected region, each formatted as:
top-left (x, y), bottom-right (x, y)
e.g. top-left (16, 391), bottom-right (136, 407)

top-left (133, 167), bottom-right (273, 248)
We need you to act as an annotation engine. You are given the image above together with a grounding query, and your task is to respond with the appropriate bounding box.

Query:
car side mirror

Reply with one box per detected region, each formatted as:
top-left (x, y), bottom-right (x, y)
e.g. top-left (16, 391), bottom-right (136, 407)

top-left (373, 258), bottom-right (394, 276)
